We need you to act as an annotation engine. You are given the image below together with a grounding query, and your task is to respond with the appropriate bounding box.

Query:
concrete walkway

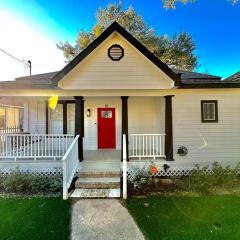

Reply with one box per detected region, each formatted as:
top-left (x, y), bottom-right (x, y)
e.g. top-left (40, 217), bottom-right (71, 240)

top-left (71, 199), bottom-right (145, 240)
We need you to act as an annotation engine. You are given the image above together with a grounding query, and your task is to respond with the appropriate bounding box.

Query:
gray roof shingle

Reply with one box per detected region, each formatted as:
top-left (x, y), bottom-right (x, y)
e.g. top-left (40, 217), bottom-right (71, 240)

top-left (224, 71), bottom-right (240, 82)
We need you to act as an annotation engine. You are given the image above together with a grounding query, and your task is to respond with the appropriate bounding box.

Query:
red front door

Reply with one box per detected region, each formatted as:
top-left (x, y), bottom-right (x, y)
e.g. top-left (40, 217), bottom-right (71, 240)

top-left (97, 108), bottom-right (116, 149)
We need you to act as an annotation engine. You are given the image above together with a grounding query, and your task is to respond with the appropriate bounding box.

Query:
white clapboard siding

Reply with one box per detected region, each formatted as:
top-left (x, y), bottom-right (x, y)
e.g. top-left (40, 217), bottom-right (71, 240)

top-left (173, 94), bottom-right (240, 163)
top-left (48, 97), bottom-right (165, 151)
top-left (28, 101), bottom-right (46, 134)
top-left (58, 32), bottom-right (174, 90)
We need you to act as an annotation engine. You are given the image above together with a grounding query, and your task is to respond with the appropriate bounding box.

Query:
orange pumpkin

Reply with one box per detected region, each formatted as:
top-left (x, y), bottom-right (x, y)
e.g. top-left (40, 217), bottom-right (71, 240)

top-left (150, 165), bottom-right (158, 175)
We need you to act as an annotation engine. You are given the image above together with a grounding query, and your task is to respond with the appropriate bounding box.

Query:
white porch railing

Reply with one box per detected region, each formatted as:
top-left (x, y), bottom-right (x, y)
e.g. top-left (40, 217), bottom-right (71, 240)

top-left (122, 134), bottom-right (127, 199)
top-left (129, 134), bottom-right (166, 159)
top-left (0, 125), bottom-right (23, 134)
top-left (0, 134), bottom-right (74, 160)
top-left (62, 135), bottom-right (79, 200)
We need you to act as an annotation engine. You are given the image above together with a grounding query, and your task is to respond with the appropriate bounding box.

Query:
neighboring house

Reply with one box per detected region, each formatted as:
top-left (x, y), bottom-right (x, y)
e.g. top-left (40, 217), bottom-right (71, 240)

top-left (0, 22), bottom-right (240, 198)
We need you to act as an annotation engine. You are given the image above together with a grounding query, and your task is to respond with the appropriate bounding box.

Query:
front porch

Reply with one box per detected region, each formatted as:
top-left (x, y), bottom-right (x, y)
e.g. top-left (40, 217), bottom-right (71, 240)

top-left (0, 95), bottom-right (174, 199)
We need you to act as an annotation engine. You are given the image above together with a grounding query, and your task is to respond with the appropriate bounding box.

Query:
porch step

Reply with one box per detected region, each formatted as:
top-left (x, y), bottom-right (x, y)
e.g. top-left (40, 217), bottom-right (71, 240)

top-left (79, 171), bottom-right (120, 178)
top-left (70, 188), bottom-right (120, 198)
top-left (75, 177), bottom-right (120, 189)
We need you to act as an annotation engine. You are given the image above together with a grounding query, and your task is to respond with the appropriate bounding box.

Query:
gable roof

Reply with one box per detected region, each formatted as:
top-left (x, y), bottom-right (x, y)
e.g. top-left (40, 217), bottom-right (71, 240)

top-left (51, 21), bottom-right (181, 86)
top-left (224, 71), bottom-right (240, 82)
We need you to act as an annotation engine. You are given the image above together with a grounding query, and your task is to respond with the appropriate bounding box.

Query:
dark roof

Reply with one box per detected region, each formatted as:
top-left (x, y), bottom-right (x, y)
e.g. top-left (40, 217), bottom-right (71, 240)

top-left (224, 71), bottom-right (240, 82)
top-left (16, 71), bottom-right (58, 84)
top-left (2, 68), bottom-right (239, 90)
top-left (51, 21), bottom-right (181, 86)
top-left (173, 69), bottom-right (221, 81)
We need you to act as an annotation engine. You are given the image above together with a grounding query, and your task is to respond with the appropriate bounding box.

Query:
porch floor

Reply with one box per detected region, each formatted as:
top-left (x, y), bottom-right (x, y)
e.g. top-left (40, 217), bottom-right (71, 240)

top-left (81, 150), bottom-right (121, 172)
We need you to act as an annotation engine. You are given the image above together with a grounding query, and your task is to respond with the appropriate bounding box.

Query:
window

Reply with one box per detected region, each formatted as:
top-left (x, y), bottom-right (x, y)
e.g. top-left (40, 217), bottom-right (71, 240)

top-left (0, 107), bottom-right (6, 128)
top-left (101, 110), bottom-right (112, 118)
top-left (0, 106), bottom-right (23, 129)
top-left (201, 100), bottom-right (218, 123)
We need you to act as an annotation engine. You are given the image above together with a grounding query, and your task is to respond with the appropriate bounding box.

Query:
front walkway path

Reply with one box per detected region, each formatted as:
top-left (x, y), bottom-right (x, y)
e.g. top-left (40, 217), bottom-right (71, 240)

top-left (71, 199), bottom-right (145, 240)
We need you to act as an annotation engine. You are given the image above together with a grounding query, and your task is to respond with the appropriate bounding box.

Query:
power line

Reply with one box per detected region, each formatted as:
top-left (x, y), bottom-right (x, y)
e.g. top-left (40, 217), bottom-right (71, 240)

top-left (0, 48), bottom-right (32, 76)
top-left (0, 48), bottom-right (22, 63)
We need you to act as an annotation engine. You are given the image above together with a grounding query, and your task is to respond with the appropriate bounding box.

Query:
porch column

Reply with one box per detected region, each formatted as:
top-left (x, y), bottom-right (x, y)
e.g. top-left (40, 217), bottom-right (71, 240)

top-left (121, 96), bottom-right (129, 161)
top-left (63, 102), bottom-right (67, 134)
top-left (45, 101), bottom-right (49, 134)
top-left (164, 95), bottom-right (174, 161)
top-left (74, 96), bottom-right (84, 161)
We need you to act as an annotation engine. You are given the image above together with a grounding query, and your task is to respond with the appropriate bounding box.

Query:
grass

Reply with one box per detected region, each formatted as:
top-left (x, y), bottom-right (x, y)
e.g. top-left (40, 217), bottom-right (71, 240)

top-left (126, 195), bottom-right (240, 240)
top-left (0, 197), bottom-right (71, 240)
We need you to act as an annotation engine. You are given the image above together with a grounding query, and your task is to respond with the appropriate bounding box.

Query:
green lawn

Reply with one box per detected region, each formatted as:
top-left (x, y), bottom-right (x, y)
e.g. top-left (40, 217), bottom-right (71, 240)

top-left (0, 197), bottom-right (71, 240)
top-left (126, 195), bottom-right (240, 240)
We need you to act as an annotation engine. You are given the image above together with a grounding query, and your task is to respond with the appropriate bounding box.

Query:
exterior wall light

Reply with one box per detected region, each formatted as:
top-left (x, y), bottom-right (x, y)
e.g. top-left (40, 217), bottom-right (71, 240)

top-left (86, 109), bottom-right (91, 117)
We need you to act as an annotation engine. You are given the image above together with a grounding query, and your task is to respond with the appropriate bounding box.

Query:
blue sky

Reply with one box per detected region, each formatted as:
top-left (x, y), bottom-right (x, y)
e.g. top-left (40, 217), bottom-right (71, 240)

top-left (0, 0), bottom-right (240, 79)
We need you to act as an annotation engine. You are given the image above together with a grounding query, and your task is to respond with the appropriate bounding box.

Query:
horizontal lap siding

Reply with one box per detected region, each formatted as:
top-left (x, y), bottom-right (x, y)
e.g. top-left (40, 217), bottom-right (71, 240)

top-left (128, 97), bottom-right (164, 134)
top-left (28, 102), bottom-right (46, 134)
top-left (173, 94), bottom-right (240, 163)
top-left (59, 32), bottom-right (174, 89)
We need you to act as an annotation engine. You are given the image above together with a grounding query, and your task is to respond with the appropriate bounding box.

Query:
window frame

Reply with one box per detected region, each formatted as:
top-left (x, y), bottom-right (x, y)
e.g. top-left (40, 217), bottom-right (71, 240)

top-left (0, 107), bottom-right (6, 129)
top-left (201, 100), bottom-right (218, 123)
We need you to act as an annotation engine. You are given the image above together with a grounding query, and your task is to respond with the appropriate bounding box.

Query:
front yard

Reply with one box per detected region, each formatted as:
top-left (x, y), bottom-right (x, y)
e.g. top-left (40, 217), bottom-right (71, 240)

top-left (126, 195), bottom-right (240, 240)
top-left (0, 197), bottom-right (71, 240)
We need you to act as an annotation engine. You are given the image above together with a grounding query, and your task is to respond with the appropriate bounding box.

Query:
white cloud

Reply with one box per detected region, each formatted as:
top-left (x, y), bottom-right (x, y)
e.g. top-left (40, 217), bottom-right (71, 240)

top-left (0, 10), bottom-right (65, 81)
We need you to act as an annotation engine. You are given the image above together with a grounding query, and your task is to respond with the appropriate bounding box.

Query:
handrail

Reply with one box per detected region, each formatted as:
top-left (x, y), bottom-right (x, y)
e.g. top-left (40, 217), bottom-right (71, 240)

top-left (62, 135), bottom-right (79, 200)
top-left (122, 134), bottom-right (127, 199)
top-left (62, 135), bottom-right (79, 161)
top-left (0, 134), bottom-right (74, 136)
top-left (129, 133), bottom-right (166, 136)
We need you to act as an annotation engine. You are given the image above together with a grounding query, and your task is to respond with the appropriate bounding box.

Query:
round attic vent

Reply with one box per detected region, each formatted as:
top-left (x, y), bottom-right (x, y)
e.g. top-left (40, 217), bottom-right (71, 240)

top-left (108, 44), bottom-right (124, 61)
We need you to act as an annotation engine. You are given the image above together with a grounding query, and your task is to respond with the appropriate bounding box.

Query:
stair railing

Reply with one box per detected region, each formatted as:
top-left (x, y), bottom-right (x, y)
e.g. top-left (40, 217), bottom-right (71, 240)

top-left (62, 135), bottom-right (79, 200)
top-left (122, 134), bottom-right (127, 199)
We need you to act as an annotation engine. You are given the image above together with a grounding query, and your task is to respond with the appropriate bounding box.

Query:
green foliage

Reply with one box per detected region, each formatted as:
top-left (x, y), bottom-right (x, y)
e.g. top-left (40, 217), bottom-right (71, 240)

top-left (57, 2), bottom-right (198, 71)
top-left (0, 170), bottom-right (62, 195)
top-left (162, 0), bottom-right (238, 9)
top-left (162, 0), bottom-right (195, 9)
top-left (127, 162), bottom-right (240, 196)
top-left (127, 166), bottom-right (152, 189)
top-left (176, 162), bottom-right (240, 194)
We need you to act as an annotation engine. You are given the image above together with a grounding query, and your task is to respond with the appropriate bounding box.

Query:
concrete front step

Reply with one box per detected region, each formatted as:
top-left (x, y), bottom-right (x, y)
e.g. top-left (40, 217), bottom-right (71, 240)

top-left (70, 188), bottom-right (120, 198)
top-left (75, 177), bottom-right (120, 189)
top-left (79, 171), bottom-right (120, 178)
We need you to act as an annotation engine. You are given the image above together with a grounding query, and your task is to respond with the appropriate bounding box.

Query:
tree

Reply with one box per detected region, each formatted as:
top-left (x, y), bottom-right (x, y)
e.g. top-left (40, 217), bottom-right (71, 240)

top-left (57, 2), bottom-right (197, 71)
top-left (162, 0), bottom-right (238, 9)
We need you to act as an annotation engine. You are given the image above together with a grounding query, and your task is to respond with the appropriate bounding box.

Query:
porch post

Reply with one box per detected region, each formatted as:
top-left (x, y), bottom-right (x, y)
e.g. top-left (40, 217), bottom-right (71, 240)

top-left (45, 101), bottom-right (49, 134)
top-left (164, 95), bottom-right (174, 161)
top-left (121, 96), bottom-right (129, 161)
top-left (63, 102), bottom-right (67, 134)
top-left (74, 96), bottom-right (84, 161)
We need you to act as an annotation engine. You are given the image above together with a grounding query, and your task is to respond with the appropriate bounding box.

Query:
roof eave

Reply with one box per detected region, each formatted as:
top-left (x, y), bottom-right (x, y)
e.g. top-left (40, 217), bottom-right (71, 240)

top-left (180, 83), bottom-right (240, 89)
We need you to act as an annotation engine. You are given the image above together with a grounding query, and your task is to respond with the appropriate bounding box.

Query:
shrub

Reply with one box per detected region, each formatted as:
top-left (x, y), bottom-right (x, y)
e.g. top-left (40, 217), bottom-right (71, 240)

top-left (0, 169), bottom-right (62, 195)
top-left (176, 162), bottom-right (240, 194)
top-left (127, 162), bottom-right (240, 196)
top-left (127, 165), bottom-right (152, 189)
top-left (2, 171), bottom-right (32, 193)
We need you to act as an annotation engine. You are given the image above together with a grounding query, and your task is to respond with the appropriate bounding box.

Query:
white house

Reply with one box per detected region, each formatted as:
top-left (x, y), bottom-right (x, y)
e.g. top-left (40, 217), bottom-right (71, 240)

top-left (0, 22), bottom-right (240, 199)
